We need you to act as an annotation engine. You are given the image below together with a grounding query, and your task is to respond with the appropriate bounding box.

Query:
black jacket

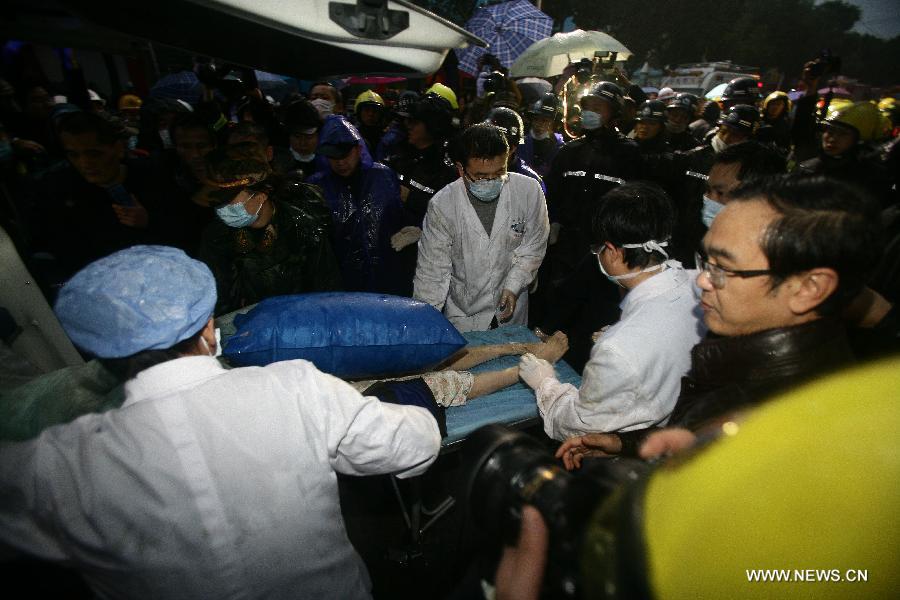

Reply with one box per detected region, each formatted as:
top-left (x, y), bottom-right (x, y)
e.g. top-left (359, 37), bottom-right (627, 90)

top-left (544, 128), bottom-right (642, 272)
top-left (620, 318), bottom-right (854, 454)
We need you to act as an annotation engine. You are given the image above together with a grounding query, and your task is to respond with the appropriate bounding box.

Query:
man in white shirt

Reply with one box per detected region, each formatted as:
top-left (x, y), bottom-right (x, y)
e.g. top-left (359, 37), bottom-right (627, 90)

top-left (519, 182), bottom-right (705, 440)
top-left (414, 123), bottom-right (549, 332)
top-left (0, 245), bottom-right (440, 600)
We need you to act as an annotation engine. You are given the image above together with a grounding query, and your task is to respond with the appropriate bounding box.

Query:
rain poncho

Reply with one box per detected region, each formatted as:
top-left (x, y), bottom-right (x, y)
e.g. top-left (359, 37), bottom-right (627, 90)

top-left (511, 154), bottom-right (547, 195)
top-left (307, 116), bottom-right (407, 294)
top-left (518, 131), bottom-right (564, 178)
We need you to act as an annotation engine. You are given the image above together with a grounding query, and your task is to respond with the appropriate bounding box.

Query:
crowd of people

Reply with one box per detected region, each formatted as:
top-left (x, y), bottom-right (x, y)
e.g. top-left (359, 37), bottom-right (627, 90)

top-left (0, 50), bottom-right (898, 598)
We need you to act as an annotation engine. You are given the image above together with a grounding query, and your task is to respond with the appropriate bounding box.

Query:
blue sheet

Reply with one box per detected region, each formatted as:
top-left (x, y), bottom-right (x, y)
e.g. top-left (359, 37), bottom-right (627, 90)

top-left (444, 326), bottom-right (582, 446)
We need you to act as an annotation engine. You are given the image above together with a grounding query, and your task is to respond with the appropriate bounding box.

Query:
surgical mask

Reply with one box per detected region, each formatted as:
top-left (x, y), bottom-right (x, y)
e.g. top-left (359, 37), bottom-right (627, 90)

top-left (666, 121), bottom-right (687, 134)
top-left (711, 133), bottom-right (728, 154)
top-left (215, 191), bottom-right (263, 228)
top-left (594, 240), bottom-right (671, 287)
top-left (701, 194), bottom-right (724, 228)
top-left (531, 128), bottom-right (550, 141)
top-left (581, 110), bottom-right (603, 131)
top-left (290, 147), bottom-right (316, 162)
top-left (310, 98), bottom-right (334, 118)
top-left (0, 140), bottom-right (11, 162)
top-left (158, 128), bottom-right (173, 149)
top-left (467, 174), bottom-right (507, 202)
top-left (200, 328), bottom-right (223, 357)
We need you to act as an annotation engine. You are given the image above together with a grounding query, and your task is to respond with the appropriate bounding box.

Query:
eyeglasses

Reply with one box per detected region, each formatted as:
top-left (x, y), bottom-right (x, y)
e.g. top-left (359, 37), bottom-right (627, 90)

top-left (464, 168), bottom-right (507, 182)
top-left (694, 251), bottom-right (773, 289)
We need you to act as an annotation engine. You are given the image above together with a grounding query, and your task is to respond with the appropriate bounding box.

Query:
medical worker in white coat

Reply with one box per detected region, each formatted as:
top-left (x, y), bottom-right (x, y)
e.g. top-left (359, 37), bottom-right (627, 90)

top-left (414, 123), bottom-right (549, 332)
top-left (0, 245), bottom-right (440, 600)
top-left (518, 183), bottom-right (705, 441)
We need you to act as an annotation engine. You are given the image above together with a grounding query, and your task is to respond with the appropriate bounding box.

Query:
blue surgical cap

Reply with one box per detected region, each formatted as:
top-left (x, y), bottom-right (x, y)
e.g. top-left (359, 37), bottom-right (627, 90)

top-left (55, 245), bottom-right (217, 358)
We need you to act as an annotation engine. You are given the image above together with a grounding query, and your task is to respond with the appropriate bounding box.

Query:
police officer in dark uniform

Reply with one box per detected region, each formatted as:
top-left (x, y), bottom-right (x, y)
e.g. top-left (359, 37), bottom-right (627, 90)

top-left (665, 93), bottom-right (699, 151)
top-left (382, 94), bottom-right (458, 295)
top-left (518, 92), bottom-right (564, 177)
top-left (544, 81), bottom-right (641, 275)
top-left (720, 77), bottom-right (762, 110)
top-left (485, 106), bottom-right (546, 193)
top-left (536, 81), bottom-right (641, 371)
top-left (633, 100), bottom-right (671, 155)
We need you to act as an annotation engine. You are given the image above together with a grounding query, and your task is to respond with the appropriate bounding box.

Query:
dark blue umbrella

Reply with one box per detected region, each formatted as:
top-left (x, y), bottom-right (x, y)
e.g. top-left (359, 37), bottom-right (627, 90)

top-left (149, 71), bottom-right (203, 104)
top-left (455, 0), bottom-right (552, 77)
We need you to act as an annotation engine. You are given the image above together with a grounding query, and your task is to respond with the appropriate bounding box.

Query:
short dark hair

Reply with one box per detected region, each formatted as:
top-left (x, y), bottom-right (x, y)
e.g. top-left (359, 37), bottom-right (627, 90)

top-left (593, 181), bottom-right (676, 269)
top-left (453, 123), bottom-right (509, 165)
top-left (56, 110), bottom-right (126, 145)
top-left (713, 140), bottom-right (787, 181)
top-left (309, 81), bottom-right (340, 105)
top-left (729, 175), bottom-right (883, 315)
top-left (226, 121), bottom-right (269, 148)
top-left (98, 327), bottom-right (205, 383)
top-left (170, 112), bottom-right (217, 147)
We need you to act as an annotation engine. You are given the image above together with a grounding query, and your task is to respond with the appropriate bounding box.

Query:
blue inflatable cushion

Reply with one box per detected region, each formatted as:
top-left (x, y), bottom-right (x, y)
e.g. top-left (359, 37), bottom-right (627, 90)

top-left (222, 293), bottom-right (467, 378)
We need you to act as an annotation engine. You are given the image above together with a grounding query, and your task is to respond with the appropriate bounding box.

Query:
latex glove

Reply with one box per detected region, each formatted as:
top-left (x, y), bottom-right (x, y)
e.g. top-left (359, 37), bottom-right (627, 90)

top-left (519, 353), bottom-right (556, 390)
top-left (390, 226), bottom-right (422, 251)
top-left (548, 222), bottom-right (561, 246)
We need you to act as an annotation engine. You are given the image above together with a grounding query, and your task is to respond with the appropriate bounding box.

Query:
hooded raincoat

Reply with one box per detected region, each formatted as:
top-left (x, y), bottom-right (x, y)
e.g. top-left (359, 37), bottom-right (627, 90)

top-left (307, 116), bottom-right (407, 293)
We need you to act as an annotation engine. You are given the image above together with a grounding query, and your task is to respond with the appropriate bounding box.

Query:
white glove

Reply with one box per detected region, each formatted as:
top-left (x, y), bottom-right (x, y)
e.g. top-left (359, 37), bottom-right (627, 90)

top-left (391, 226), bottom-right (422, 251)
top-left (548, 222), bottom-right (561, 246)
top-left (519, 353), bottom-right (557, 391)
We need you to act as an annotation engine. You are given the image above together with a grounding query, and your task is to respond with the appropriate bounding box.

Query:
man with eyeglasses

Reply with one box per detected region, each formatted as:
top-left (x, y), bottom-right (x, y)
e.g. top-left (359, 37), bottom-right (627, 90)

top-left (555, 175), bottom-right (881, 463)
top-left (414, 123), bottom-right (549, 332)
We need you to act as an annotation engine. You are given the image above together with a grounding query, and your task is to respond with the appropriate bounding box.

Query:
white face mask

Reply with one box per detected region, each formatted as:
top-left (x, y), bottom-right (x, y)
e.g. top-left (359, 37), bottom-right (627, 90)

top-left (711, 133), bottom-right (728, 153)
top-left (200, 328), bottom-right (223, 357)
top-left (595, 240), bottom-right (671, 287)
top-left (701, 194), bottom-right (724, 228)
top-left (310, 98), bottom-right (334, 118)
top-left (531, 128), bottom-right (550, 141)
top-left (290, 148), bottom-right (316, 162)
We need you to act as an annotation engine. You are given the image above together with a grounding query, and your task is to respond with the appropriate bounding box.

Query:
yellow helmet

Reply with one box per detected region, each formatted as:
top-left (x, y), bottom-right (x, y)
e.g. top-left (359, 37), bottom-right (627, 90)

top-left (354, 90), bottom-right (384, 112)
top-left (425, 83), bottom-right (459, 110)
top-left (878, 96), bottom-right (897, 113)
top-left (824, 100), bottom-right (883, 141)
top-left (581, 357), bottom-right (900, 600)
top-left (763, 90), bottom-right (791, 113)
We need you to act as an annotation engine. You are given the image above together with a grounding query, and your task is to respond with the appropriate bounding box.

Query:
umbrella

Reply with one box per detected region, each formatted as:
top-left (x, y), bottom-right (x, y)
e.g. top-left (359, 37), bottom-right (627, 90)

top-left (705, 82), bottom-right (728, 101)
top-left (516, 76), bottom-right (553, 106)
top-left (455, 0), bottom-right (553, 77)
top-left (509, 29), bottom-right (632, 78)
top-left (818, 86), bottom-right (852, 98)
top-left (150, 71), bottom-right (203, 104)
top-left (345, 76), bottom-right (407, 86)
top-left (254, 70), bottom-right (294, 102)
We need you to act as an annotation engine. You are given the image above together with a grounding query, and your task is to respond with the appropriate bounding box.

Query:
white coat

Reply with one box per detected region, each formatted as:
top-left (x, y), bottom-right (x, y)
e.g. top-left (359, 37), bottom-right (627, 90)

top-left (413, 173), bottom-right (549, 332)
top-left (535, 266), bottom-right (706, 440)
top-left (0, 355), bottom-right (440, 599)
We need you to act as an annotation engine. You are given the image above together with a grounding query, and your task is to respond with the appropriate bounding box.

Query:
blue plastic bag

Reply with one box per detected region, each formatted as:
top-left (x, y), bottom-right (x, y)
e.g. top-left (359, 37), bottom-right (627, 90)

top-left (222, 293), bottom-right (467, 378)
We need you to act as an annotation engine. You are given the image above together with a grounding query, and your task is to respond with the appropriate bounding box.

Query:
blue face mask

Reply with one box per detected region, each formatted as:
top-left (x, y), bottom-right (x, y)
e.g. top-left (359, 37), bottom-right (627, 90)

top-left (467, 173), bottom-right (507, 202)
top-left (701, 195), bottom-right (724, 228)
top-left (581, 110), bottom-right (603, 131)
top-left (0, 140), bottom-right (12, 162)
top-left (215, 192), bottom-right (263, 228)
